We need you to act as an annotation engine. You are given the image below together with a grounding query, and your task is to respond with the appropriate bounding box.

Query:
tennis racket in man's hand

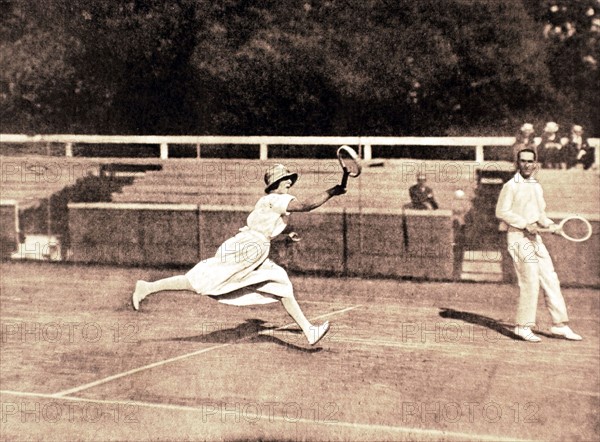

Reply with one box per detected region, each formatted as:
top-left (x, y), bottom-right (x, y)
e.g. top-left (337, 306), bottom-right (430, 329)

top-left (538, 216), bottom-right (593, 242)
top-left (337, 145), bottom-right (362, 189)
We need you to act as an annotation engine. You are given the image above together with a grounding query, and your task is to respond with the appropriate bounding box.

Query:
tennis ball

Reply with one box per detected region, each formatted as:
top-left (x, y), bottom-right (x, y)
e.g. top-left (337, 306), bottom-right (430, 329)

top-left (454, 189), bottom-right (465, 199)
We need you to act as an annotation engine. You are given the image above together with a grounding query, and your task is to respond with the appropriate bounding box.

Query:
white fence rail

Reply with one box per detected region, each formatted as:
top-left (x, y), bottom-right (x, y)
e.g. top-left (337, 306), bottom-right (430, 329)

top-left (1, 134), bottom-right (598, 166)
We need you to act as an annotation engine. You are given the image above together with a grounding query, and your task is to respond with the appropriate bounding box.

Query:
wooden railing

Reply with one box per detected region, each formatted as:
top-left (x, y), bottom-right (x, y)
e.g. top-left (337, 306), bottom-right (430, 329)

top-left (1, 134), bottom-right (599, 167)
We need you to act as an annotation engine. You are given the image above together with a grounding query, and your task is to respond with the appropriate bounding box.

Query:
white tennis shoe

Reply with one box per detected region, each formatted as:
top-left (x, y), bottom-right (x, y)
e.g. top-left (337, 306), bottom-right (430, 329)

top-left (514, 326), bottom-right (541, 342)
top-left (308, 321), bottom-right (330, 346)
top-left (550, 325), bottom-right (582, 341)
top-left (132, 280), bottom-right (148, 311)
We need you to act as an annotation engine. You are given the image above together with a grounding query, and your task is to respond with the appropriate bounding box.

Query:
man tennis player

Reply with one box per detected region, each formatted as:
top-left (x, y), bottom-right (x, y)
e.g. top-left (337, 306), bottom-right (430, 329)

top-left (495, 148), bottom-right (582, 342)
top-left (132, 164), bottom-right (345, 345)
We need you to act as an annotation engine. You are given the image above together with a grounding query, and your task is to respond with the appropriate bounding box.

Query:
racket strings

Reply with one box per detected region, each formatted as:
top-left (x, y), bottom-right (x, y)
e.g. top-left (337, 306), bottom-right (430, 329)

top-left (561, 219), bottom-right (590, 240)
top-left (340, 153), bottom-right (360, 176)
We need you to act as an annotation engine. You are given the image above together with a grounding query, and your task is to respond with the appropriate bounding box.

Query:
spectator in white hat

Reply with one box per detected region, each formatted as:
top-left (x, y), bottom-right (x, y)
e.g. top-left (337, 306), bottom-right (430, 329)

top-left (512, 123), bottom-right (537, 161)
top-left (538, 121), bottom-right (562, 168)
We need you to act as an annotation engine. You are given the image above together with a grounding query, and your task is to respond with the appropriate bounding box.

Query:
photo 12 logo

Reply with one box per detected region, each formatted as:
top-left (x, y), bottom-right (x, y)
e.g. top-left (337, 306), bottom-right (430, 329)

top-left (1, 321), bottom-right (140, 344)
top-left (399, 401), bottom-right (540, 424)
top-left (199, 401), bottom-right (339, 424)
top-left (1, 401), bottom-right (139, 424)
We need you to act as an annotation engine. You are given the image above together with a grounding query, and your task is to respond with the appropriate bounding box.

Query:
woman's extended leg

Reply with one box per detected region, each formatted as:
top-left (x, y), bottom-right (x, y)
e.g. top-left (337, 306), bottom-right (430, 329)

top-left (280, 297), bottom-right (330, 345)
top-left (132, 275), bottom-right (194, 310)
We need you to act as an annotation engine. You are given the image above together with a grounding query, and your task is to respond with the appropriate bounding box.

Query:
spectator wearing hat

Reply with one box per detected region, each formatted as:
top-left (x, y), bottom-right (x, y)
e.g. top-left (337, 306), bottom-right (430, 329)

top-left (538, 122), bottom-right (563, 169)
top-left (511, 123), bottom-right (537, 161)
top-left (131, 163), bottom-right (346, 346)
top-left (564, 125), bottom-right (595, 170)
top-left (409, 172), bottom-right (439, 210)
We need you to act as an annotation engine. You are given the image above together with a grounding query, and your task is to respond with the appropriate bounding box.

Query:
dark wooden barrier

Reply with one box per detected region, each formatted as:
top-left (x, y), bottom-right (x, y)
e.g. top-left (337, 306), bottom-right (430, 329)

top-left (68, 203), bottom-right (199, 266)
top-left (198, 205), bottom-right (251, 261)
top-left (66, 203), bottom-right (597, 286)
top-left (0, 200), bottom-right (19, 259)
top-left (346, 208), bottom-right (454, 279)
top-left (282, 209), bottom-right (345, 274)
top-left (197, 206), bottom-right (346, 274)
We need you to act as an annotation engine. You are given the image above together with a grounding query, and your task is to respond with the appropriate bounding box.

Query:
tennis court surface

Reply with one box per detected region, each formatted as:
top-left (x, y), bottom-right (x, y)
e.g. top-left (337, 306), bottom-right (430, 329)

top-left (1, 261), bottom-right (598, 441)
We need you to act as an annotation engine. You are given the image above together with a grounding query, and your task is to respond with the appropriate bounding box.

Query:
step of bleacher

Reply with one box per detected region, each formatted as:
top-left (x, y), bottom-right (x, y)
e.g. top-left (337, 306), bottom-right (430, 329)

top-left (460, 250), bottom-right (503, 282)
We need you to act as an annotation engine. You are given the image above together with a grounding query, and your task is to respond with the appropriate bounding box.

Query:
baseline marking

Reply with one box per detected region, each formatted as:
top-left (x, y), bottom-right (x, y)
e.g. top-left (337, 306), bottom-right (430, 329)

top-left (51, 305), bottom-right (361, 397)
top-left (0, 390), bottom-right (534, 442)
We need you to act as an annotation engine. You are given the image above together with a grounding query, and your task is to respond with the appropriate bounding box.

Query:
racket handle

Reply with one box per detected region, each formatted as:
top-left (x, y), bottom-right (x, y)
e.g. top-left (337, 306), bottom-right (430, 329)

top-left (341, 169), bottom-right (349, 189)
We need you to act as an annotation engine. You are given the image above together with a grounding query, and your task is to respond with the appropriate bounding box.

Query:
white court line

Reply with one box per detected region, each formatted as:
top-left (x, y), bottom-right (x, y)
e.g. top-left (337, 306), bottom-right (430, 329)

top-left (52, 305), bottom-right (362, 398)
top-left (52, 343), bottom-right (232, 397)
top-left (0, 390), bottom-right (536, 442)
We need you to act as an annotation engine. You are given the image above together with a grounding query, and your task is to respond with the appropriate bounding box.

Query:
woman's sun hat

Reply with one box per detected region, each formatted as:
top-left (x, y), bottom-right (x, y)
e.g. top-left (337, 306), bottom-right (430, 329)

top-left (264, 164), bottom-right (298, 193)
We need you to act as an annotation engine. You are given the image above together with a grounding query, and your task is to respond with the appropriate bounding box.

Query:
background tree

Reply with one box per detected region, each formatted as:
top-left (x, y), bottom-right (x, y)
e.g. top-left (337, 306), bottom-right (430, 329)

top-left (525, 0), bottom-right (599, 134)
top-left (0, 1), bottom-right (79, 133)
top-left (1, 0), bottom-right (597, 137)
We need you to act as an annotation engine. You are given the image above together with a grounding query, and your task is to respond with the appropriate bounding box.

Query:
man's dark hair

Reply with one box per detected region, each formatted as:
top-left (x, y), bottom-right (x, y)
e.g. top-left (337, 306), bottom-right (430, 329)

top-left (517, 148), bottom-right (537, 161)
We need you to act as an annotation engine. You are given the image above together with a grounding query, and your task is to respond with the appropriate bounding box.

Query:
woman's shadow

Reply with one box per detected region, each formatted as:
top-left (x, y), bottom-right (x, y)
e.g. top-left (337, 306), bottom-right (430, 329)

top-left (162, 318), bottom-right (323, 353)
top-left (439, 307), bottom-right (521, 340)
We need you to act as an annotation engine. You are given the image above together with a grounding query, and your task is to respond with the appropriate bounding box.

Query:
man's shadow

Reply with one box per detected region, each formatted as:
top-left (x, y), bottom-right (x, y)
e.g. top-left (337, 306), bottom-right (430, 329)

top-left (439, 308), bottom-right (520, 340)
top-left (163, 319), bottom-right (323, 353)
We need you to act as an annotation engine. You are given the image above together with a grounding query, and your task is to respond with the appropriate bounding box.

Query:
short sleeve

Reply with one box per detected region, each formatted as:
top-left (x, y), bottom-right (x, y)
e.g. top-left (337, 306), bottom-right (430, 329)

top-left (269, 194), bottom-right (296, 215)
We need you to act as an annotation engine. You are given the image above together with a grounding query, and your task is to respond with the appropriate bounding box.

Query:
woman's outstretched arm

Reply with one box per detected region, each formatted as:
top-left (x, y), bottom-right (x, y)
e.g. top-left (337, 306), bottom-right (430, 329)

top-left (287, 185), bottom-right (346, 212)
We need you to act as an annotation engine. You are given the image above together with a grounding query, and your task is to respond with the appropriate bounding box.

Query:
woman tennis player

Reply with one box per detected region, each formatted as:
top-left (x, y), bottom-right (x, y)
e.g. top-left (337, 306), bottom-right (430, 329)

top-left (132, 164), bottom-right (346, 345)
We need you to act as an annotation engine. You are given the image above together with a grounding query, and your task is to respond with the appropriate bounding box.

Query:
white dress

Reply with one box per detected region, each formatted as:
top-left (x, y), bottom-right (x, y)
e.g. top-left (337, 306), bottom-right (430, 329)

top-left (185, 193), bottom-right (296, 306)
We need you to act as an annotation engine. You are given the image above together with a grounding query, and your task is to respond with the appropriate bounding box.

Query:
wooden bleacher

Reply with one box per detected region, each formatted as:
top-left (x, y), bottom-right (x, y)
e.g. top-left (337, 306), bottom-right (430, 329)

top-left (0, 156), bottom-right (102, 209)
top-left (109, 158), bottom-right (599, 214)
top-left (110, 159), bottom-right (480, 210)
top-left (1, 155), bottom-right (596, 216)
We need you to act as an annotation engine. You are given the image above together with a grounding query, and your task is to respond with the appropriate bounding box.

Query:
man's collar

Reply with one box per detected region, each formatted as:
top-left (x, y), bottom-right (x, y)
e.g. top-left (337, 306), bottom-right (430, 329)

top-left (514, 172), bottom-right (538, 183)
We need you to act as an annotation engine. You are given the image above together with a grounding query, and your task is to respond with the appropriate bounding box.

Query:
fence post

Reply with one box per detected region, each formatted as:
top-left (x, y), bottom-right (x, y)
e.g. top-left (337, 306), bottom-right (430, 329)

top-left (160, 143), bottom-right (169, 159)
top-left (363, 144), bottom-right (372, 161)
top-left (65, 143), bottom-right (73, 157)
top-left (475, 145), bottom-right (484, 163)
top-left (260, 144), bottom-right (268, 160)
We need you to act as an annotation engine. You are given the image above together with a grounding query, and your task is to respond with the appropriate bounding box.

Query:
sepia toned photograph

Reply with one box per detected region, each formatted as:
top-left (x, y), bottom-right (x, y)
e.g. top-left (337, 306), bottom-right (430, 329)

top-left (1, 1), bottom-right (598, 441)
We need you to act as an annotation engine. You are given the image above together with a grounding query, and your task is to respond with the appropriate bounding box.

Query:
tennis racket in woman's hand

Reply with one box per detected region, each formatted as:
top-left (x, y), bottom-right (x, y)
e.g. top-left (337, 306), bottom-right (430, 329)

top-left (337, 145), bottom-right (362, 189)
top-left (538, 215), bottom-right (593, 242)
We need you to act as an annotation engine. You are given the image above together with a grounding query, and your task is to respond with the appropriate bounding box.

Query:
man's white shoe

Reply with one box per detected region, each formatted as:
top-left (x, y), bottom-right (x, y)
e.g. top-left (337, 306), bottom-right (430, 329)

top-left (308, 321), bottom-right (330, 346)
top-left (514, 326), bottom-right (541, 342)
top-left (550, 325), bottom-right (582, 341)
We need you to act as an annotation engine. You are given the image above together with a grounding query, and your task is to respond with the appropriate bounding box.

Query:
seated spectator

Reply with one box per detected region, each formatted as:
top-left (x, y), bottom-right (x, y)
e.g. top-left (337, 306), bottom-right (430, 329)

top-left (409, 172), bottom-right (438, 210)
top-left (511, 123), bottom-right (537, 161)
top-left (564, 125), bottom-right (595, 170)
top-left (538, 122), bottom-right (563, 168)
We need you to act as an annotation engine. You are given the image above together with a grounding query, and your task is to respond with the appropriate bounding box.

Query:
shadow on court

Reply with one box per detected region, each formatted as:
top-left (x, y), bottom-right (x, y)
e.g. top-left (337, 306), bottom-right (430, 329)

top-left (155, 318), bottom-right (323, 353)
top-left (438, 307), bottom-right (519, 340)
top-left (438, 307), bottom-right (585, 342)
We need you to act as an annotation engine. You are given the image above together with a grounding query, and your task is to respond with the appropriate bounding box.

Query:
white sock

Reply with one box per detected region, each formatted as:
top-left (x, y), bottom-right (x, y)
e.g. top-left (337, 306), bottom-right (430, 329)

top-left (144, 275), bottom-right (194, 298)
